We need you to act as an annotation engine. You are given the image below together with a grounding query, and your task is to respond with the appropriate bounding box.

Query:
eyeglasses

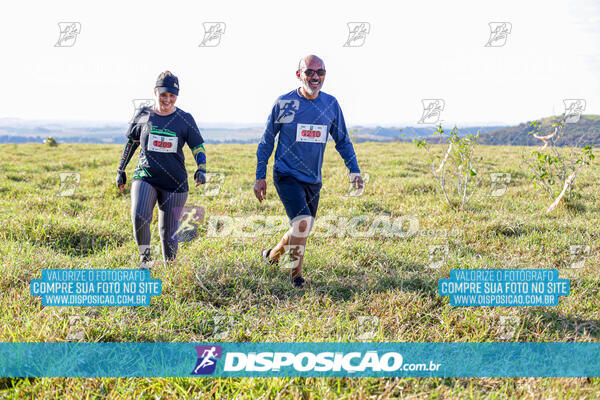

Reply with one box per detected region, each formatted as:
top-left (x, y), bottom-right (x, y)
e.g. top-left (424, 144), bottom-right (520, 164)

top-left (303, 68), bottom-right (326, 77)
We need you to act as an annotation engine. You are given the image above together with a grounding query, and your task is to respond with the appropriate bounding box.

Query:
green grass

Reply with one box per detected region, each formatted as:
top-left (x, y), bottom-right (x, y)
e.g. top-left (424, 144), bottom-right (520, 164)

top-left (0, 142), bottom-right (599, 399)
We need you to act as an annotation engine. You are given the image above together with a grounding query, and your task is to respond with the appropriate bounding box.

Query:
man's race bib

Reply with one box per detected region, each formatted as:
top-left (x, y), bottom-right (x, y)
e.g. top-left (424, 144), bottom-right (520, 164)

top-left (147, 133), bottom-right (178, 153)
top-left (296, 123), bottom-right (328, 143)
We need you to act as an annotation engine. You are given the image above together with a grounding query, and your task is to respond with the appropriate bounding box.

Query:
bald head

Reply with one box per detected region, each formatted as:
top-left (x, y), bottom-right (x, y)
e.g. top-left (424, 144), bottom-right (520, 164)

top-left (298, 55), bottom-right (325, 71)
top-left (296, 55), bottom-right (326, 99)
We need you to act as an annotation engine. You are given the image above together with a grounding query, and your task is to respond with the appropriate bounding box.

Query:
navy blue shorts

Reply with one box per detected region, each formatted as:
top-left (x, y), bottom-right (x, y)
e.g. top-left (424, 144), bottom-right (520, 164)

top-left (273, 171), bottom-right (322, 222)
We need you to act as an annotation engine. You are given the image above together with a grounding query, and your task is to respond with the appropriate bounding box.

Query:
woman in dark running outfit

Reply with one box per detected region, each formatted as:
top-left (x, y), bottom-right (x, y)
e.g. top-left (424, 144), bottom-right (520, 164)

top-left (115, 71), bottom-right (207, 268)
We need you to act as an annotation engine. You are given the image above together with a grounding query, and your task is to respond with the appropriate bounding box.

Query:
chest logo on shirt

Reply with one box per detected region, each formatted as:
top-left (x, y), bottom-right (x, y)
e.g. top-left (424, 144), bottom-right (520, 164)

top-left (296, 123), bottom-right (328, 143)
top-left (147, 133), bottom-right (178, 153)
top-left (276, 100), bottom-right (299, 123)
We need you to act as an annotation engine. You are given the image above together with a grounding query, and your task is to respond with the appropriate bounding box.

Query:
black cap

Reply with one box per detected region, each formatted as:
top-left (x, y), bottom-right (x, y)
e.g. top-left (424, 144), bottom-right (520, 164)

top-left (155, 74), bottom-right (179, 96)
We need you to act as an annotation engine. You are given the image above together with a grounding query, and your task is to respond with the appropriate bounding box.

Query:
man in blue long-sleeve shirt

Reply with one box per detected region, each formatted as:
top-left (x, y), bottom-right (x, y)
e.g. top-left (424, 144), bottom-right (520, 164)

top-left (254, 54), bottom-right (364, 288)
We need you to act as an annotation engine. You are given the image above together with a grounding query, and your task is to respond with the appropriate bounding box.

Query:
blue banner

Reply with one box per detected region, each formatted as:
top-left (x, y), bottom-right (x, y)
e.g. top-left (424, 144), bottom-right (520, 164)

top-left (0, 343), bottom-right (599, 377)
top-left (439, 269), bottom-right (569, 306)
top-left (30, 269), bottom-right (161, 306)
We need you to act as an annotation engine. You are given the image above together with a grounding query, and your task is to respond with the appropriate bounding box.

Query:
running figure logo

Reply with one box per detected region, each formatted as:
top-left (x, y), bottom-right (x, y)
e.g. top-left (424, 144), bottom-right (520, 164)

top-left (57, 172), bottom-right (81, 197)
top-left (55, 22), bottom-right (81, 47)
top-left (191, 345), bottom-right (222, 375)
top-left (484, 22), bottom-right (512, 47)
top-left (563, 99), bottom-right (586, 123)
top-left (569, 244), bottom-right (590, 269)
top-left (171, 206), bottom-right (205, 242)
top-left (427, 244), bottom-right (448, 269)
top-left (343, 22), bottom-right (371, 47)
top-left (199, 22), bottom-right (226, 47)
top-left (276, 100), bottom-right (299, 123)
top-left (418, 99), bottom-right (445, 124)
top-left (201, 173), bottom-right (225, 197)
top-left (130, 99), bottom-right (155, 123)
top-left (281, 244), bottom-right (305, 270)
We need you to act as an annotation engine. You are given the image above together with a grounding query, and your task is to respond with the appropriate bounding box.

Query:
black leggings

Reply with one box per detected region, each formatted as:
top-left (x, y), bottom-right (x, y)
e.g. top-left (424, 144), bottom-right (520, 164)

top-left (130, 179), bottom-right (188, 261)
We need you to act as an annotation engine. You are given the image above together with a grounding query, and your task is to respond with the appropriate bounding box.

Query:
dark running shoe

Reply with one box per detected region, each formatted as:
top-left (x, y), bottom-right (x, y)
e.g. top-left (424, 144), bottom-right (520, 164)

top-left (292, 276), bottom-right (305, 289)
top-left (138, 250), bottom-right (153, 270)
top-left (261, 248), bottom-right (279, 265)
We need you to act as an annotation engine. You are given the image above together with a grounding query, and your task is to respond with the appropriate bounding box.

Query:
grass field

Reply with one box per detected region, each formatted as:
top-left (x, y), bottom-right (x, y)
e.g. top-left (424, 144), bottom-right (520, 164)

top-left (0, 141), bottom-right (599, 399)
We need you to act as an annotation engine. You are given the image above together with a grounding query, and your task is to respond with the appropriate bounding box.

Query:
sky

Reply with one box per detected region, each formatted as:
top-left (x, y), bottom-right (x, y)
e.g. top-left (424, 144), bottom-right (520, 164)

top-left (1, 0), bottom-right (599, 127)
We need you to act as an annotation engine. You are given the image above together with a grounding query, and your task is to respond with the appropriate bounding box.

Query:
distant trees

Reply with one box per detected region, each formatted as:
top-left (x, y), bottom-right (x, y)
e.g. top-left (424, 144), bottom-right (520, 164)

top-left (44, 137), bottom-right (58, 146)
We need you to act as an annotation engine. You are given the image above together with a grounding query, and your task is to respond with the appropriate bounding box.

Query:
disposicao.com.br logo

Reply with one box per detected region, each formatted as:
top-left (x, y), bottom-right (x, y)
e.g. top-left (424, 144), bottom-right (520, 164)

top-left (191, 346), bottom-right (441, 376)
top-left (191, 345), bottom-right (222, 375)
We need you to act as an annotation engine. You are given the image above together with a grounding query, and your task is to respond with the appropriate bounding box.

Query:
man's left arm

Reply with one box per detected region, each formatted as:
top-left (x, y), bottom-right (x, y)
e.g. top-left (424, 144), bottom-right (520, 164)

top-left (329, 100), bottom-right (361, 175)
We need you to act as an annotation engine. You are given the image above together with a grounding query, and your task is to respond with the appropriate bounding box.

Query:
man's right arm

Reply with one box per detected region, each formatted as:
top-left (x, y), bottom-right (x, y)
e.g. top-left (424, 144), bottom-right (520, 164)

top-left (116, 113), bottom-right (143, 189)
top-left (116, 139), bottom-right (139, 189)
top-left (254, 101), bottom-right (281, 201)
top-left (256, 101), bottom-right (281, 181)
top-left (118, 139), bottom-right (139, 170)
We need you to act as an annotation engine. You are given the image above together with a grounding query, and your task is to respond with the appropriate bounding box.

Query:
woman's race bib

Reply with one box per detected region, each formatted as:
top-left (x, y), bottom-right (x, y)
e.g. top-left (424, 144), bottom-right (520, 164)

top-left (147, 133), bottom-right (178, 153)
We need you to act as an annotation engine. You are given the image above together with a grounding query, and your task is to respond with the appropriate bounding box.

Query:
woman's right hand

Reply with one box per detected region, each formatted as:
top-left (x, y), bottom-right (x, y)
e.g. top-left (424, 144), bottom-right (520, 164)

top-left (116, 170), bottom-right (126, 189)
